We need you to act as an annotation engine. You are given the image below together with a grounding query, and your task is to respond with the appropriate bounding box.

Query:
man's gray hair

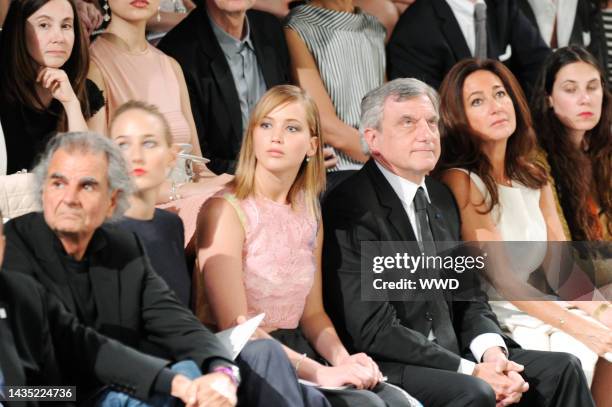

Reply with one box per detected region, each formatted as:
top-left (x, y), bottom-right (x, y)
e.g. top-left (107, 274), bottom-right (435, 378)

top-left (359, 78), bottom-right (440, 137)
top-left (33, 132), bottom-right (134, 220)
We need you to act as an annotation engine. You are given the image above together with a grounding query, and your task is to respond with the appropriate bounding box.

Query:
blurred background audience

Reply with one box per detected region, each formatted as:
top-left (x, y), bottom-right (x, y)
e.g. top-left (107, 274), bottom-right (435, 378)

top-left (387, 0), bottom-right (551, 97)
top-left (158, 0), bottom-right (290, 175)
top-left (285, 0), bottom-right (384, 190)
top-left (0, 0), bottom-right (103, 174)
top-left (518, 0), bottom-right (608, 75)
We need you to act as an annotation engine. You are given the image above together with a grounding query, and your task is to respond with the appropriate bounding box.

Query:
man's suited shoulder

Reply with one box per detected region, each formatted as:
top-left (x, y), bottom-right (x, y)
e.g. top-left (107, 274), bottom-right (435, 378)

top-left (392, 0), bottom-right (436, 36)
top-left (322, 168), bottom-right (375, 219)
top-left (246, 8), bottom-right (285, 27)
top-left (5, 212), bottom-right (147, 261)
top-left (157, 9), bottom-right (205, 57)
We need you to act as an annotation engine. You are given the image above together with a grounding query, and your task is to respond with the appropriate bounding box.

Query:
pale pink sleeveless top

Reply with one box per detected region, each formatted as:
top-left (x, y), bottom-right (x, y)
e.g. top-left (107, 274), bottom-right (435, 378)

top-left (213, 190), bottom-right (318, 330)
top-left (90, 35), bottom-right (190, 143)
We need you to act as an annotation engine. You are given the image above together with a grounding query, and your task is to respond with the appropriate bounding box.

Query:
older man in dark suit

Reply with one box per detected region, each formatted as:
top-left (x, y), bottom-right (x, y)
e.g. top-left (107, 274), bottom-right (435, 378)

top-left (321, 78), bottom-right (595, 407)
top-left (0, 207), bottom-right (208, 407)
top-left (158, 0), bottom-right (290, 175)
top-left (387, 0), bottom-right (550, 97)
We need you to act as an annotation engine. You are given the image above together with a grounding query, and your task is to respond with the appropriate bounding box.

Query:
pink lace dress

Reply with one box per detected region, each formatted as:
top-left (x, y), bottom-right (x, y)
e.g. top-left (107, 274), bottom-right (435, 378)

top-left (196, 190), bottom-right (318, 330)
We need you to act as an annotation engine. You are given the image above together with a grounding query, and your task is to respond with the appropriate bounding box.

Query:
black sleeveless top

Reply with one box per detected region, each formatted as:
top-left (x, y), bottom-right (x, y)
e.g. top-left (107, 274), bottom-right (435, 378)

top-left (0, 79), bottom-right (104, 174)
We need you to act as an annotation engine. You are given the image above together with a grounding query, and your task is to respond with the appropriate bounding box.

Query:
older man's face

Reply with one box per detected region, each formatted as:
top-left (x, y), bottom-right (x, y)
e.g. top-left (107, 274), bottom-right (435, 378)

top-left (367, 94), bottom-right (441, 184)
top-left (42, 149), bottom-right (117, 238)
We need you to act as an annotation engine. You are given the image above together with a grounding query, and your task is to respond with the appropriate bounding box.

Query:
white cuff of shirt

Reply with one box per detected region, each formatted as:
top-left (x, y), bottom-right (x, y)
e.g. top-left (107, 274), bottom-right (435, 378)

top-left (470, 333), bottom-right (507, 363)
top-left (457, 358), bottom-right (476, 375)
top-left (457, 333), bottom-right (507, 375)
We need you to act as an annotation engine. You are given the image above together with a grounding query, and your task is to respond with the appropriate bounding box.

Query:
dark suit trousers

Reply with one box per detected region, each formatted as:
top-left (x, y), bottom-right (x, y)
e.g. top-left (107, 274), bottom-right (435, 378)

top-left (391, 349), bottom-right (594, 407)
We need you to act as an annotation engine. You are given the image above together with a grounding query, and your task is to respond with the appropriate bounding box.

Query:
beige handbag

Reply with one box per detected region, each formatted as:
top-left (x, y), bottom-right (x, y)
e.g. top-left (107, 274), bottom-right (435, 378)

top-left (0, 172), bottom-right (41, 220)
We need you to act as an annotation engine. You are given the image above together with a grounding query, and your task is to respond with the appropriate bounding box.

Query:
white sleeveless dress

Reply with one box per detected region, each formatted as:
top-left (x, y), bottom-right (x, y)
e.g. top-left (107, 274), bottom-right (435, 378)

top-left (452, 168), bottom-right (598, 384)
top-left (452, 168), bottom-right (547, 278)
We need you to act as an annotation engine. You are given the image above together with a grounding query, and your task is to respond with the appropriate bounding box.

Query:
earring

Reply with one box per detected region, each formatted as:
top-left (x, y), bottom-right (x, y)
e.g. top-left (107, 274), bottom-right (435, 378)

top-left (156, 6), bottom-right (161, 22)
top-left (305, 156), bottom-right (311, 163)
top-left (103, 0), bottom-right (111, 22)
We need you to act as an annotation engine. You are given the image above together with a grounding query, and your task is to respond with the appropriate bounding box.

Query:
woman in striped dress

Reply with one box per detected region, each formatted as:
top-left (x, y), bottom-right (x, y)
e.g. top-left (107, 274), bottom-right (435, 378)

top-left (284, 0), bottom-right (386, 190)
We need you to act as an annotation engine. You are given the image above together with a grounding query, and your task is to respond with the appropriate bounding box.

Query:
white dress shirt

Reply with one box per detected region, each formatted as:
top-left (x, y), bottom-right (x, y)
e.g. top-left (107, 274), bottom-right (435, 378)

top-left (526, 0), bottom-right (578, 48)
top-left (376, 161), bottom-right (507, 374)
top-left (446, 0), bottom-right (487, 57)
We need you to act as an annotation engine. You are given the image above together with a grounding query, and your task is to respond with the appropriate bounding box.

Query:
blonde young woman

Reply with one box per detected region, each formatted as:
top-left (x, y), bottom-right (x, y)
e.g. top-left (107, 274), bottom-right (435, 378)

top-left (109, 101), bottom-right (192, 306)
top-left (195, 85), bottom-right (421, 407)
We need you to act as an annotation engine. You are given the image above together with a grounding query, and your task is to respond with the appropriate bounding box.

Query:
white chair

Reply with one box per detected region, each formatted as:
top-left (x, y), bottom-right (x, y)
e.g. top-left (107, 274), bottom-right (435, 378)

top-left (0, 122), bottom-right (41, 219)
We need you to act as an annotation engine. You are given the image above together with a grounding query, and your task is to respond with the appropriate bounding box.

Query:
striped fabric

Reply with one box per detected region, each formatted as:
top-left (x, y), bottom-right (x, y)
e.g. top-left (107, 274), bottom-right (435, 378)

top-left (603, 8), bottom-right (612, 83)
top-left (285, 4), bottom-right (386, 171)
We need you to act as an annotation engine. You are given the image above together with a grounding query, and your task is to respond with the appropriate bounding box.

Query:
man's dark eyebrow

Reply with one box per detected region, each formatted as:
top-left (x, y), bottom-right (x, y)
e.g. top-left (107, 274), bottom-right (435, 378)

top-left (49, 174), bottom-right (100, 186)
top-left (399, 114), bottom-right (415, 121)
top-left (79, 177), bottom-right (100, 186)
top-left (49, 172), bottom-right (68, 181)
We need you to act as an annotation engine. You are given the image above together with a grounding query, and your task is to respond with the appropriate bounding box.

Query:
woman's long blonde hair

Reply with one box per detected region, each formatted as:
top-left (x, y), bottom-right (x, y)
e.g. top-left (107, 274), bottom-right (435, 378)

top-left (233, 85), bottom-right (326, 220)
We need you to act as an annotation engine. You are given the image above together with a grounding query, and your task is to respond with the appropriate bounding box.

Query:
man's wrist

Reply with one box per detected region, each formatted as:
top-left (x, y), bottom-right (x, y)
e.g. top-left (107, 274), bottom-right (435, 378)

top-left (212, 365), bottom-right (241, 387)
top-left (153, 367), bottom-right (178, 395)
top-left (482, 346), bottom-right (508, 363)
top-left (170, 374), bottom-right (191, 398)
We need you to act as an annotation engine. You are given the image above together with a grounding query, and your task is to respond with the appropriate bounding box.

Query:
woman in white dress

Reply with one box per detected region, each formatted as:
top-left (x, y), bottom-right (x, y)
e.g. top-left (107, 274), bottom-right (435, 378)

top-left (436, 58), bottom-right (612, 405)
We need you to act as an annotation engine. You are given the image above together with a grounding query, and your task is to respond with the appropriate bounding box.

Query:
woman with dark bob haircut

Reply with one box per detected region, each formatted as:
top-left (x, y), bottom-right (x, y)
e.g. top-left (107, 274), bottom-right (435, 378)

top-left (0, 0), bottom-right (104, 174)
top-left (437, 58), bottom-right (612, 405)
top-left (531, 45), bottom-right (611, 243)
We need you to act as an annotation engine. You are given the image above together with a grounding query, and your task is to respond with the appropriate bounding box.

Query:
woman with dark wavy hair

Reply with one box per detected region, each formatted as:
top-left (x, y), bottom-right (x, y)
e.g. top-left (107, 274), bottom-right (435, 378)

top-left (531, 45), bottom-right (611, 243)
top-left (437, 58), bottom-right (612, 405)
top-left (0, 0), bottom-right (104, 174)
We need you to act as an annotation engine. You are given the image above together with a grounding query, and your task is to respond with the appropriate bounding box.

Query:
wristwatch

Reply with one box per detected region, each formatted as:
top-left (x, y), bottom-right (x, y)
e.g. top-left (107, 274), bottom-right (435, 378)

top-left (212, 365), bottom-right (241, 387)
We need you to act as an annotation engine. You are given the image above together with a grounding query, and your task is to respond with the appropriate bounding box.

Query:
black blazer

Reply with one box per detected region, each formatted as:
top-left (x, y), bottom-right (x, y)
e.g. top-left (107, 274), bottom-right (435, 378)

top-left (387, 0), bottom-right (551, 96)
top-left (158, 7), bottom-right (290, 175)
top-left (0, 271), bottom-right (176, 405)
top-left (0, 272), bottom-right (68, 407)
top-left (322, 160), bottom-right (510, 383)
top-left (518, 0), bottom-right (609, 74)
top-left (2, 212), bottom-right (232, 401)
